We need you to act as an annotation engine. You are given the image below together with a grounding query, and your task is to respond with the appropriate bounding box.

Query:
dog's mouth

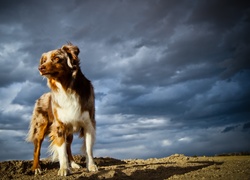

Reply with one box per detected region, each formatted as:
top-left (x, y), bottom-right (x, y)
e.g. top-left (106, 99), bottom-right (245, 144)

top-left (39, 66), bottom-right (58, 76)
top-left (39, 71), bottom-right (59, 77)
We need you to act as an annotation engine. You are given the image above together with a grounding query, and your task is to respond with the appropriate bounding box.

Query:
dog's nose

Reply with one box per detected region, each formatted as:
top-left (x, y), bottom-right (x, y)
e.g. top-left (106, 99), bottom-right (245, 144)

top-left (38, 65), bottom-right (45, 72)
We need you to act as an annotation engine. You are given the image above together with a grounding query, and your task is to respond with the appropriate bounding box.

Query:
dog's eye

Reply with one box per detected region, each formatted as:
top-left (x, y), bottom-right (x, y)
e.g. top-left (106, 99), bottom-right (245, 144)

top-left (41, 59), bottom-right (46, 64)
top-left (53, 57), bottom-right (62, 63)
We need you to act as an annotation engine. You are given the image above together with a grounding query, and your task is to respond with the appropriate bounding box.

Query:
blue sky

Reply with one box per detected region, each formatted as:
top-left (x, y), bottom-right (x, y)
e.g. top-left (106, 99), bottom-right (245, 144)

top-left (0, 0), bottom-right (250, 161)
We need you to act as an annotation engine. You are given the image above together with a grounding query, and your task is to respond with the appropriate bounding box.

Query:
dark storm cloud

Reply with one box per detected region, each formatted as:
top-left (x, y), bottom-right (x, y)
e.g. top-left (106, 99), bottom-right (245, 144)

top-left (0, 0), bottom-right (249, 161)
top-left (186, 0), bottom-right (250, 79)
top-left (221, 125), bottom-right (239, 133)
top-left (243, 122), bottom-right (250, 131)
top-left (188, 0), bottom-right (250, 30)
top-left (0, 108), bottom-right (30, 130)
top-left (12, 81), bottom-right (49, 106)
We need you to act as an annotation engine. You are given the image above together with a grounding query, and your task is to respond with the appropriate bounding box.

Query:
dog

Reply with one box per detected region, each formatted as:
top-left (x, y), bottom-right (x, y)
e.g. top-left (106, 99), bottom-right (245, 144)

top-left (26, 43), bottom-right (98, 176)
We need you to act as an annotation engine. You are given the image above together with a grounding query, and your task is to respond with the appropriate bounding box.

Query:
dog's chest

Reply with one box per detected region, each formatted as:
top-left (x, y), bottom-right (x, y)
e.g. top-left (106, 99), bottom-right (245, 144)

top-left (51, 83), bottom-right (89, 126)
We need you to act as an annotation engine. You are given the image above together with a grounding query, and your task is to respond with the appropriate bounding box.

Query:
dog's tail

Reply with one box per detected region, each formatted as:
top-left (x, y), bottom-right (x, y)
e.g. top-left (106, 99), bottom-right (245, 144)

top-left (48, 142), bottom-right (59, 161)
top-left (26, 92), bottom-right (51, 142)
top-left (26, 102), bottom-right (43, 142)
top-left (26, 127), bottom-right (34, 142)
top-left (26, 104), bottom-right (38, 143)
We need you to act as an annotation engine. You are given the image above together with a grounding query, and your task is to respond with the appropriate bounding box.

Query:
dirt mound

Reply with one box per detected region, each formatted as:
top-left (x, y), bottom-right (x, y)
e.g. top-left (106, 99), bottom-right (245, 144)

top-left (0, 154), bottom-right (249, 179)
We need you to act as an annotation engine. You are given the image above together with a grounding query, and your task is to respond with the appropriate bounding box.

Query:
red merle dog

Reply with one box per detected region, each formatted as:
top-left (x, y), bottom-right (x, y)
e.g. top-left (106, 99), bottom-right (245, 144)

top-left (26, 43), bottom-right (98, 176)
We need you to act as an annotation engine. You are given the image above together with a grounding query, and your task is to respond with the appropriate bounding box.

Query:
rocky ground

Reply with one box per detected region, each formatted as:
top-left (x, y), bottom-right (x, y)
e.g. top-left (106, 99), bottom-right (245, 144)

top-left (0, 154), bottom-right (249, 180)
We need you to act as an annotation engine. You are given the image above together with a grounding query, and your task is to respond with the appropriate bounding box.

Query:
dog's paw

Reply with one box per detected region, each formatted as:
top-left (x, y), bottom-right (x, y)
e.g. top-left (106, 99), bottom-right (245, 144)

top-left (87, 164), bottom-right (98, 172)
top-left (57, 168), bottom-right (71, 176)
top-left (34, 168), bottom-right (42, 175)
top-left (71, 161), bottom-right (82, 169)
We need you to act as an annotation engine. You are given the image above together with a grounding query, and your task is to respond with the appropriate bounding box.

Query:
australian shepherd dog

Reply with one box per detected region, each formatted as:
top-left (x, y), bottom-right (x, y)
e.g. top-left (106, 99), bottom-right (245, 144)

top-left (26, 43), bottom-right (98, 176)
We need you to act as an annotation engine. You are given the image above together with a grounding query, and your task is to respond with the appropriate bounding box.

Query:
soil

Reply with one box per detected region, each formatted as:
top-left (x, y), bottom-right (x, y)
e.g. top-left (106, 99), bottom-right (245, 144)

top-left (0, 154), bottom-right (249, 180)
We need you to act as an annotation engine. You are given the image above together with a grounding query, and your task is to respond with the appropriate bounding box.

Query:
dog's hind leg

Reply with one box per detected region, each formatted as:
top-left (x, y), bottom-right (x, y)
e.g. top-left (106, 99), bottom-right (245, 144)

top-left (66, 134), bottom-right (82, 169)
top-left (26, 93), bottom-right (51, 175)
top-left (32, 122), bottom-right (48, 175)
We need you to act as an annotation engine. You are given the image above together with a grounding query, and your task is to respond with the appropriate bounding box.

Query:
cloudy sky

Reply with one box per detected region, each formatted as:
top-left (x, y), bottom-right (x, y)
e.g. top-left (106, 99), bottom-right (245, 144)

top-left (0, 0), bottom-right (250, 161)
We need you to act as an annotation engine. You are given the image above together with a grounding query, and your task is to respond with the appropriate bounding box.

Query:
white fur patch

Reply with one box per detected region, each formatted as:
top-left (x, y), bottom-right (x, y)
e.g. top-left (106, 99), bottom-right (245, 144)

top-left (84, 121), bottom-right (98, 171)
top-left (57, 142), bottom-right (69, 169)
top-left (70, 161), bottom-right (81, 169)
top-left (51, 81), bottom-right (93, 136)
top-left (66, 56), bottom-right (73, 68)
top-left (49, 143), bottom-right (59, 161)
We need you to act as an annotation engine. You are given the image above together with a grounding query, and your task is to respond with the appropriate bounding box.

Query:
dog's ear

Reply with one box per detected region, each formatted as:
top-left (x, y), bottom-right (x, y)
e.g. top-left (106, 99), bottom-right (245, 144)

top-left (61, 43), bottom-right (80, 69)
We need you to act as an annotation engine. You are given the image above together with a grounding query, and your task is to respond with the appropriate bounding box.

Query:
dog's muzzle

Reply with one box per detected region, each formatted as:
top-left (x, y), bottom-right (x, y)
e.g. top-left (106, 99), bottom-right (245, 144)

top-left (38, 65), bottom-right (46, 74)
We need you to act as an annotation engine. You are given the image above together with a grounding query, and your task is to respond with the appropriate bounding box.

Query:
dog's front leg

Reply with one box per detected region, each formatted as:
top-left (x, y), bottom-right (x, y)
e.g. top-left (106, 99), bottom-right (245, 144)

top-left (57, 141), bottom-right (70, 176)
top-left (84, 123), bottom-right (98, 172)
top-left (50, 122), bottom-right (70, 176)
top-left (66, 134), bottom-right (82, 169)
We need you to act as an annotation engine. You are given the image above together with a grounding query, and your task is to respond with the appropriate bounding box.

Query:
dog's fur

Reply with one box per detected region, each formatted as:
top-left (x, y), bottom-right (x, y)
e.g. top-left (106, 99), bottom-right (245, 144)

top-left (26, 43), bottom-right (98, 176)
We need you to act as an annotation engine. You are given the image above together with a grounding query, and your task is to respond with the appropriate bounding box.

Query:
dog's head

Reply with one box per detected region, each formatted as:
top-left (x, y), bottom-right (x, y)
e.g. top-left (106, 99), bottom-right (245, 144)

top-left (38, 43), bottom-right (80, 79)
